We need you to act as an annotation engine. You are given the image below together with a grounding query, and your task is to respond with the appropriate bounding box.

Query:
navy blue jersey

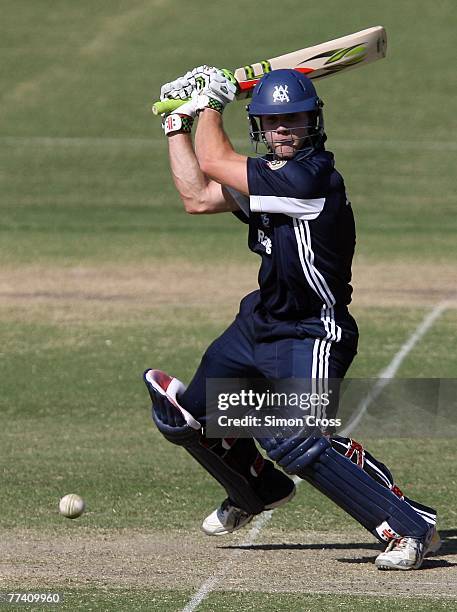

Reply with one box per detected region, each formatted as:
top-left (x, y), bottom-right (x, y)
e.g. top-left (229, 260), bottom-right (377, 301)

top-left (229, 148), bottom-right (356, 343)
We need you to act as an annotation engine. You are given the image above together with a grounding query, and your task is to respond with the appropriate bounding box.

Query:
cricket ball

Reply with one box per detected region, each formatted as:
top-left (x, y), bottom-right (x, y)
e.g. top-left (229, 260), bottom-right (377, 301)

top-left (59, 494), bottom-right (85, 519)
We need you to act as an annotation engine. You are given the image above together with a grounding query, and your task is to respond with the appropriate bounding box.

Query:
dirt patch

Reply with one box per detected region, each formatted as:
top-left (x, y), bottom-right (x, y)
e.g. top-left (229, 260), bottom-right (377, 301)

top-left (0, 262), bottom-right (256, 306)
top-left (351, 261), bottom-right (456, 308)
top-left (0, 262), bottom-right (455, 324)
top-left (0, 263), bottom-right (257, 324)
top-left (1, 527), bottom-right (456, 598)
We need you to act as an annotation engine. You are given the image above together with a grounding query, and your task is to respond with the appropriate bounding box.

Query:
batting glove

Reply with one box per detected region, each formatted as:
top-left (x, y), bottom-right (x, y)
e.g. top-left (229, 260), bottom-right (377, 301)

top-left (160, 66), bottom-right (217, 135)
top-left (160, 74), bottom-right (192, 103)
top-left (160, 79), bottom-right (196, 136)
top-left (195, 68), bottom-right (237, 114)
top-left (161, 109), bottom-right (196, 136)
top-left (159, 65), bottom-right (217, 103)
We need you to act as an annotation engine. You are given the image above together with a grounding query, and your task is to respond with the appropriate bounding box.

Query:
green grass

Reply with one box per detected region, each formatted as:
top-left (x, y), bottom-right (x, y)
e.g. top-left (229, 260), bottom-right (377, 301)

top-left (198, 593), bottom-right (457, 612)
top-left (1, 0), bottom-right (456, 609)
top-left (0, 136), bottom-right (455, 264)
top-left (1, 1), bottom-right (456, 265)
top-left (9, 590), bottom-right (455, 612)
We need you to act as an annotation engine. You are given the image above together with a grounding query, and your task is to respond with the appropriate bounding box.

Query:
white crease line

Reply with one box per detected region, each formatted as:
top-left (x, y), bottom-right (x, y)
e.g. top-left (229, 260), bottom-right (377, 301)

top-left (182, 301), bottom-right (447, 612)
top-left (1, 136), bottom-right (456, 151)
top-left (341, 300), bottom-right (449, 435)
top-left (182, 510), bottom-right (275, 612)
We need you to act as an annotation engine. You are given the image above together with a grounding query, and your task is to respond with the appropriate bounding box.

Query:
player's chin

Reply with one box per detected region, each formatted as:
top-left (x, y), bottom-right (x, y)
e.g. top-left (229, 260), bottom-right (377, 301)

top-left (273, 144), bottom-right (296, 159)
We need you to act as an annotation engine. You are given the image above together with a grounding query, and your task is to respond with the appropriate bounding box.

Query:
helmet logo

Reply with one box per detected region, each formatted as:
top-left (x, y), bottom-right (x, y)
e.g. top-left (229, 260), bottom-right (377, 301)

top-left (272, 85), bottom-right (290, 103)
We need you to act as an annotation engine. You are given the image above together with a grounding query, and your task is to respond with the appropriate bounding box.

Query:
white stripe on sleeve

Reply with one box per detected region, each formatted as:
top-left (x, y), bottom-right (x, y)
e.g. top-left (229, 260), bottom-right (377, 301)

top-left (250, 194), bottom-right (325, 220)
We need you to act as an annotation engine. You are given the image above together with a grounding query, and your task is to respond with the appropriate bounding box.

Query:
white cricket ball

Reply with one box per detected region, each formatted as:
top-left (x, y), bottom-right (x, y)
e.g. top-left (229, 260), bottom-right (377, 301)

top-left (59, 494), bottom-right (85, 519)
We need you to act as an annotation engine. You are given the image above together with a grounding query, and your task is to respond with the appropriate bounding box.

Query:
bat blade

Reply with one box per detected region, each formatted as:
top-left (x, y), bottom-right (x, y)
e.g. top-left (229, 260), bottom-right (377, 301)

top-left (152, 26), bottom-right (387, 115)
top-left (233, 26), bottom-right (387, 97)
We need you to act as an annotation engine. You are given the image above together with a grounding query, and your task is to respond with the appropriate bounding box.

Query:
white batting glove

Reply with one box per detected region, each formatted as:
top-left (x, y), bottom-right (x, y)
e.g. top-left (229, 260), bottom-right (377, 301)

top-left (159, 70), bottom-right (201, 134)
top-left (161, 100), bottom-right (198, 135)
top-left (187, 65), bottom-right (216, 92)
top-left (160, 66), bottom-right (219, 134)
top-left (160, 75), bottom-right (193, 103)
top-left (160, 65), bottom-right (215, 102)
top-left (195, 69), bottom-right (237, 114)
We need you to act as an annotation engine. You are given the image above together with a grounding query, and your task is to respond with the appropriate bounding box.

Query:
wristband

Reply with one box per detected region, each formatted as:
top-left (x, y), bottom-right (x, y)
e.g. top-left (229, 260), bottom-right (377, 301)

top-left (163, 113), bottom-right (194, 135)
top-left (206, 98), bottom-right (224, 114)
top-left (196, 95), bottom-right (225, 115)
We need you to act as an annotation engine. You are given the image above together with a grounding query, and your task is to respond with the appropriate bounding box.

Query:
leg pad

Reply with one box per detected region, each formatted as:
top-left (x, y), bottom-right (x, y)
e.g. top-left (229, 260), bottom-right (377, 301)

top-left (144, 369), bottom-right (265, 514)
top-left (260, 432), bottom-right (430, 541)
top-left (302, 442), bottom-right (430, 540)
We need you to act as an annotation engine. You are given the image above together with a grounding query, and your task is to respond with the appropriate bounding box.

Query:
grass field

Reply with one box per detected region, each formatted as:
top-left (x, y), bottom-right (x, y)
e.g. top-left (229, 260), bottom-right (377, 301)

top-left (1, 1), bottom-right (456, 610)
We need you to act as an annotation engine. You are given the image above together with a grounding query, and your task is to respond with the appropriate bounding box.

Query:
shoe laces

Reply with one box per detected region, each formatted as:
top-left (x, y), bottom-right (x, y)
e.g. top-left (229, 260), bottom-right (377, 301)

top-left (393, 537), bottom-right (408, 550)
top-left (390, 536), bottom-right (421, 553)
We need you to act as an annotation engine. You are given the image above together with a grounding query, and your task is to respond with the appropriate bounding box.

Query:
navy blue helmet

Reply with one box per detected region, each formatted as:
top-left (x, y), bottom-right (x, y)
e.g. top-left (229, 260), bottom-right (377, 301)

top-left (247, 69), bottom-right (325, 156)
top-left (248, 69), bottom-right (321, 114)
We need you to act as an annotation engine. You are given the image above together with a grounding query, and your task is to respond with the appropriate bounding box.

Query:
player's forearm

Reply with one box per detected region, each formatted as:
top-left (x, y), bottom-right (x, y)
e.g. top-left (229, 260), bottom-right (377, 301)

top-left (194, 108), bottom-right (249, 194)
top-left (168, 133), bottom-right (211, 214)
top-left (167, 133), bottom-right (233, 214)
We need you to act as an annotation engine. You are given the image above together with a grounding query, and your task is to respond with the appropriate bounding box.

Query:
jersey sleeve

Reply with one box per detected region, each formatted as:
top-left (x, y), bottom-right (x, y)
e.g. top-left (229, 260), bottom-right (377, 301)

top-left (247, 156), bottom-right (331, 220)
top-left (224, 186), bottom-right (250, 223)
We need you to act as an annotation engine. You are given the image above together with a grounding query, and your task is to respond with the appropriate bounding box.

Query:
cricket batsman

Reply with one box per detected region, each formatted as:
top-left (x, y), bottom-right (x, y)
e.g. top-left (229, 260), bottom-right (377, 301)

top-left (144, 66), bottom-right (440, 570)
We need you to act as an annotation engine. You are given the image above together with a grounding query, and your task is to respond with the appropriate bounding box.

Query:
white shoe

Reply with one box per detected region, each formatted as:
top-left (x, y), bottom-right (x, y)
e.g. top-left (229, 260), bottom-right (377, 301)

top-left (202, 487), bottom-right (296, 536)
top-left (375, 526), bottom-right (439, 570)
top-left (202, 498), bottom-right (254, 536)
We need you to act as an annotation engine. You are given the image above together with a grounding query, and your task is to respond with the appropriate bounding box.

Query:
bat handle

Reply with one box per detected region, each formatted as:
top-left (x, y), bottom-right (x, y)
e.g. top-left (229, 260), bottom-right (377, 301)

top-left (152, 98), bottom-right (186, 115)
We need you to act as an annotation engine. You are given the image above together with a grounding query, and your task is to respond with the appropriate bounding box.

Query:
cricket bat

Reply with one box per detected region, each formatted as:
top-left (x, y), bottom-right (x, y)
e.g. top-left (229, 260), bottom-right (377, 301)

top-left (152, 25), bottom-right (387, 115)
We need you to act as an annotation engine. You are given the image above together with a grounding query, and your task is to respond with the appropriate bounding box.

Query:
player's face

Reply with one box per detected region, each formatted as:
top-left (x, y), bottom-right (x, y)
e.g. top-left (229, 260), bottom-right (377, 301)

top-left (262, 112), bottom-right (313, 158)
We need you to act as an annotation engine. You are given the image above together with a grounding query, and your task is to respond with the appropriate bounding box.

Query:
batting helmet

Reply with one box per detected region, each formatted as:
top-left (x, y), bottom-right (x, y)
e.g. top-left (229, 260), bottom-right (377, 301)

top-left (248, 69), bottom-right (322, 115)
top-left (247, 69), bottom-right (325, 156)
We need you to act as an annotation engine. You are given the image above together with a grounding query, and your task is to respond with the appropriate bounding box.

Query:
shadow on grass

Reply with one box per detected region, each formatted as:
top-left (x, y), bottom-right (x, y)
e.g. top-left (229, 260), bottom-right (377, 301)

top-left (437, 529), bottom-right (457, 555)
top-left (220, 529), bottom-right (457, 560)
top-left (220, 541), bottom-right (381, 552)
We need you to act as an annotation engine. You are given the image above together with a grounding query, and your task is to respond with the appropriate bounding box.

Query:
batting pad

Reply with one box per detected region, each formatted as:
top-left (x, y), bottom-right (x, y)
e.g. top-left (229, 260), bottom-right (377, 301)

top-left (304, 443), bottom-right (430, 541)
top-left (144, 369), bottom-right (265, 514)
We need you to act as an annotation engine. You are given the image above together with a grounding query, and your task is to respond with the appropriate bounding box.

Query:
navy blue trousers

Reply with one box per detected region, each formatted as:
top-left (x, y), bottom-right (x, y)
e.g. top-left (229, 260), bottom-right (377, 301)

top-left (181, 292), bottom-right (358, 422)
